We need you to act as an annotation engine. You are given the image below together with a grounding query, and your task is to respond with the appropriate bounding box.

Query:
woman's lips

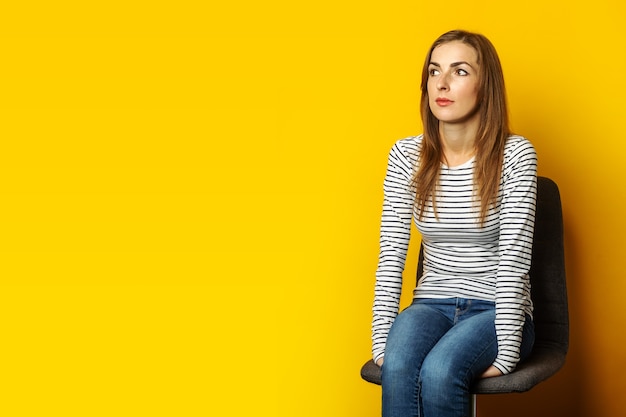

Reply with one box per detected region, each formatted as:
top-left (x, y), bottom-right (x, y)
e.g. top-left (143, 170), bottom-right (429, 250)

top-left (435, 98), bottom-right (453, 106)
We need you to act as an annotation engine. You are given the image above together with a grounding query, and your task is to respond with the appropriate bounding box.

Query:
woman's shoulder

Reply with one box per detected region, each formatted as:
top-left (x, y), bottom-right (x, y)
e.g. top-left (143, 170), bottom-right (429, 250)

top-left (504, 134), bottom-right (535, 153)
top-left (390, 134), bottom-right (422, 163)
top-left (503, 134), bottom-right (537, 175)
top-left (504, 134), bottom-right (536, 160)
top-left (394, 134), bottom-right (422, 149)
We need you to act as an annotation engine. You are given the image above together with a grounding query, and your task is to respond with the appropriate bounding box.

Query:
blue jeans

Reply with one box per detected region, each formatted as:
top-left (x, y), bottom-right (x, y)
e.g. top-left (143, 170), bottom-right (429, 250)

top-left (381, 298), bottom-right (534, 417)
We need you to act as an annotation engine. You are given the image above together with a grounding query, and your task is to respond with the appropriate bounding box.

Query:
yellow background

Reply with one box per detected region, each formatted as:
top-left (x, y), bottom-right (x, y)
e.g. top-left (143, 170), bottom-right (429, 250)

top-left (1, 1), bottom-right (625, 416)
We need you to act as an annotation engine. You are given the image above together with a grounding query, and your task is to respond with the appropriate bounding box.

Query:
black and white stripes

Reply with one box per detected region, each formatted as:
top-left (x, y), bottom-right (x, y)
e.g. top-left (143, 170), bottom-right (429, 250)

top-left (372, 134), bottom-right (537, 374)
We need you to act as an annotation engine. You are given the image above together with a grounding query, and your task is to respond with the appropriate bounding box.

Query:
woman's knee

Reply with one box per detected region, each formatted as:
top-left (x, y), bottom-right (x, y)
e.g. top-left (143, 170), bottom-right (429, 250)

top-left (420, 354), bottom-right (458, 387)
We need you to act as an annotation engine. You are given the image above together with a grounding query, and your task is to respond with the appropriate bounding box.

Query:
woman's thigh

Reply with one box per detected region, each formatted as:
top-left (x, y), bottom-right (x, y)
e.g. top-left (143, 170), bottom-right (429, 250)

top-left (420, 308), bottom-right (498, 385)
top-left (382, 301), bottom-right (453, 376)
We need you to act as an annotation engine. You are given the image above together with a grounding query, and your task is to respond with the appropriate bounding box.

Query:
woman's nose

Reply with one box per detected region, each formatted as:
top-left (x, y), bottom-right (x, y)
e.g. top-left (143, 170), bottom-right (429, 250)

top-left (437, 74), bottom-right (449, 91)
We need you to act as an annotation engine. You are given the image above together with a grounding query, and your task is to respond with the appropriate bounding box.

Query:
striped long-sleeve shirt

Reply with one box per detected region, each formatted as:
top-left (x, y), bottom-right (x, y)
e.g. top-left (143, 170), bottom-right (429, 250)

top-left (372, 134), bottom-right (537, 374)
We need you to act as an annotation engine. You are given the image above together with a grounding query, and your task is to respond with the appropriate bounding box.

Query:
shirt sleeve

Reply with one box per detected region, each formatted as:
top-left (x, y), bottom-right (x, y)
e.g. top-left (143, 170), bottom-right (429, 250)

top-left (492, 138), bottom-right (537, 374)
top-left (372, 140), bottom-right (417, 363)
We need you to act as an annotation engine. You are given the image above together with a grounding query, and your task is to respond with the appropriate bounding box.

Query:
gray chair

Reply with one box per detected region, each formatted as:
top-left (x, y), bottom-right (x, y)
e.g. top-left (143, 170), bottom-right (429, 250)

top-left (360, 176), bottom-right (569, 416)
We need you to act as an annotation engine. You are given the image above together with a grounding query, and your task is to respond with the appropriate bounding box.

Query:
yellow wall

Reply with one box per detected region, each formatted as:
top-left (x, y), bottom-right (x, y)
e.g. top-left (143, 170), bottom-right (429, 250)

top-left (1, 1), bottom-right (625, 416)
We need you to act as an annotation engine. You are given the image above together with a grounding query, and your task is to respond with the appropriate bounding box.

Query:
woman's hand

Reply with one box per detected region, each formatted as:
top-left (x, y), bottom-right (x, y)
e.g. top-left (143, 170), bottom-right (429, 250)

top-left (480, 365), bottom-right (502, 378)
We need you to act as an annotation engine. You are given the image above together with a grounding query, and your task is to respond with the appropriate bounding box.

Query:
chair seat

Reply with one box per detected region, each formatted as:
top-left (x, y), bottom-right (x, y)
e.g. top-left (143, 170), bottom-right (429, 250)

top-left (471, 347), bottom-right (566, 394)
top-left (360, 346), bottom-right (566, 394)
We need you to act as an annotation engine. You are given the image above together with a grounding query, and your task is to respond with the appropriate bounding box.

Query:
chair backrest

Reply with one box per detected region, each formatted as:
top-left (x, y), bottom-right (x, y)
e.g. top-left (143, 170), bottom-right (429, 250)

top-left (526, 176), bottom-right (569, 354)
top-left (416, 176), bottom-right (569, 355)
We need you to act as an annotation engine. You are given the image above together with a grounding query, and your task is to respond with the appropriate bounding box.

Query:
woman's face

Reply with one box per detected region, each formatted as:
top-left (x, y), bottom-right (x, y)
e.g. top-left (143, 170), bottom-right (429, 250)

top-left (427, 41), bottom-right (481, 125)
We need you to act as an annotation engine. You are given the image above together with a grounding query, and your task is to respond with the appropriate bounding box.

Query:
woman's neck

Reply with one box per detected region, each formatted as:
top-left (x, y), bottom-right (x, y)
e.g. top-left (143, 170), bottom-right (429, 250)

top-left (439, 120), bottom-right (479, 167)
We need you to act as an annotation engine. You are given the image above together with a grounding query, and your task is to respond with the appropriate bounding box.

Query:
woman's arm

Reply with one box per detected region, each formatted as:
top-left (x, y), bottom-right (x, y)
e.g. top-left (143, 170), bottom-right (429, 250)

top-left (492, 137), bottom-right (537, 374)
top-left (371, 138), bottom-right (418, 364)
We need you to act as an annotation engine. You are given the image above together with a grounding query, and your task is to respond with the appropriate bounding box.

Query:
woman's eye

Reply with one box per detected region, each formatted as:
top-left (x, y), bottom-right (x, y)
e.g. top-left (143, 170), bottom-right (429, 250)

top-left (456, 69), bottom-right (469, 76)
top-left (429, 68), bottom-right (440, 76)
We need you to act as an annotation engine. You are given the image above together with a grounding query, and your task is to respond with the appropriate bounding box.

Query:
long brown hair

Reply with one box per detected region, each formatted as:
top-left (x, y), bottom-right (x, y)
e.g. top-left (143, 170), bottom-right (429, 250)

top-left (413, 30), bottom-right (510, 225)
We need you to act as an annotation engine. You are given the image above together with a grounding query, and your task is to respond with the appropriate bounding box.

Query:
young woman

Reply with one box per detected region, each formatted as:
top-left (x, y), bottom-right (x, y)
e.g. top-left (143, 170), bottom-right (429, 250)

top-left (371, 30), bottom-right (537, 417)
